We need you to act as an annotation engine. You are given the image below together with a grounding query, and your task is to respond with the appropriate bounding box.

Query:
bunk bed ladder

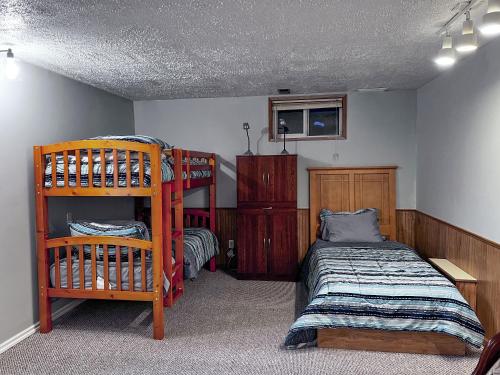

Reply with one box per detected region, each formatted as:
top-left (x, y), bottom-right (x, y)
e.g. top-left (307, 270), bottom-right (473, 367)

top-left (164, 149), bottom-right (184, 307)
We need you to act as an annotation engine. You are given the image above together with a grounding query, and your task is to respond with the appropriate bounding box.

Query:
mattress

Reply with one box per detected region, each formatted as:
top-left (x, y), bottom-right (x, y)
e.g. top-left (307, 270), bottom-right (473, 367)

top-left (49, 256), bottom-right (171, 292)
top-left (183, 227), bottom-right (220, 279)
top-left (44, 153), bottom-right (211, 188)
top-left (284, 240), bottom-right (484, 349)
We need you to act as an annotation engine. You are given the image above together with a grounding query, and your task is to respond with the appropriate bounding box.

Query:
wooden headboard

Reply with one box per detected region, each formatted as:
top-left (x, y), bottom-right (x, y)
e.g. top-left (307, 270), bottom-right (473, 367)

top-left (308, 166), bottom-right (397, 245)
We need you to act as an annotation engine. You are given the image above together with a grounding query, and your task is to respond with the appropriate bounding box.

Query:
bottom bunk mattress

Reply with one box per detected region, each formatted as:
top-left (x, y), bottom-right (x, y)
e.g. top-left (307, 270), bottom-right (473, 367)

top-left (284, 240), bottom-right (484, 349)
top-left (49, 257), bottom-right (170, 292)
top-left (183, 227), bottom-right (219, 279)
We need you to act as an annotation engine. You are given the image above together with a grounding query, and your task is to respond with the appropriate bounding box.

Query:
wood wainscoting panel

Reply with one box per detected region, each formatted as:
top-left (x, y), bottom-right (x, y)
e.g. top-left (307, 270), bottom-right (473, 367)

top-left (415, 211), bottom-right (500, 340)
top-left (396, 209), bottom-right (416, 248)
top-left (215, 208), bottom-right (237, 266)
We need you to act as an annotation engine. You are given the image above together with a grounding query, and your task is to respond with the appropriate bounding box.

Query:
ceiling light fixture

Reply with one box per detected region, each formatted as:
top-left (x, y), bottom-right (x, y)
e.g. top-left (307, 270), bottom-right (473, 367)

top-left (434, 33), bottom-right (456, 68)
top-left (479, 0), bottom-right (500, 36)
top-left (355, 87), bottom-right (388, 92)
top-left (456, 11), bottom-right (478, 52)
top-left (1, 48), bottom-right (19, 80)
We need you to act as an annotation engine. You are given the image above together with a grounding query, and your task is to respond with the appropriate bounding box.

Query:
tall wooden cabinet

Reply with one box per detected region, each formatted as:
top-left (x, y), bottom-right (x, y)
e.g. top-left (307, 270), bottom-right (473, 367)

top-left (236, 155), bottom-right (297, 280)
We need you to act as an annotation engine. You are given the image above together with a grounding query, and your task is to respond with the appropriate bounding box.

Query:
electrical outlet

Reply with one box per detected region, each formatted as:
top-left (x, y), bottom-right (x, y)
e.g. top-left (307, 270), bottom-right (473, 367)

top-left (228, 239), bottom-right (235, 249)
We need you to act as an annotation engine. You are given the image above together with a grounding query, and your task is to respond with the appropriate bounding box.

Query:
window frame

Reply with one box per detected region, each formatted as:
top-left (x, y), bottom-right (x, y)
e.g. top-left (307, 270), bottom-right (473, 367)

top-left (268, 94), bottom-right (347, 142)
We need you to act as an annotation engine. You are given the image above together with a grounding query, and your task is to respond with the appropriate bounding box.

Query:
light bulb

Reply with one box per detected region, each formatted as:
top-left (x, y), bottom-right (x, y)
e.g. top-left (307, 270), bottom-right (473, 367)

top-left (434, 35), bottom-right (456, 68)
top-left (479, 0), bottom-right (500, 36)
top-left (456, 15), bottom-right (478, 53)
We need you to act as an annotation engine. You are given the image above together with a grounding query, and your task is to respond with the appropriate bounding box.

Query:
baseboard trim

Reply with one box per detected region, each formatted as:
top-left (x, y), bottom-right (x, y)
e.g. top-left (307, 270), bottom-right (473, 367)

top-left (0, 300), bottom-right (84, 355)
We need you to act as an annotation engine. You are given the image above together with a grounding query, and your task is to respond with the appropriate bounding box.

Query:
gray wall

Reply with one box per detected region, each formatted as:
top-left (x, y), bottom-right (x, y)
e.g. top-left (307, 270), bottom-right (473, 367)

top-left (134, 91), bottom-right (417, 209)
top-left (416, 37), bottom-right (500, 244)
top-left (0, 61), bottom-right (135, 344)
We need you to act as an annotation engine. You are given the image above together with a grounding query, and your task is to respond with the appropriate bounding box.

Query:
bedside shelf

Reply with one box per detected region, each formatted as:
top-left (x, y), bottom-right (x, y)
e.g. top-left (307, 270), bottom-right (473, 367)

top-left (429, 258), bottom-right (477, 311)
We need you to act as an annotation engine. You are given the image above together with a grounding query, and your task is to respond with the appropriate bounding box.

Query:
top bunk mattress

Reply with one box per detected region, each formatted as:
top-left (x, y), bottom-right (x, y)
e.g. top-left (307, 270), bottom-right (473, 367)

top-left (44, 152), bottom-right (211, 188)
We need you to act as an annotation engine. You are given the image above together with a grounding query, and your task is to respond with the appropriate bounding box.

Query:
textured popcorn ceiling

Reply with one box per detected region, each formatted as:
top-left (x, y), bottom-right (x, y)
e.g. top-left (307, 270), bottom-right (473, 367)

top-left (0, 0), bottom-right (488, 100)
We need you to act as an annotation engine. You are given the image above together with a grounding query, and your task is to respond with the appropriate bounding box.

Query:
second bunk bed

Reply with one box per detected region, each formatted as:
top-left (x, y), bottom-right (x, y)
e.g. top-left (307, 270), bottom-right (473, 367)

top-left (34, 135), bottom-right (217, 340)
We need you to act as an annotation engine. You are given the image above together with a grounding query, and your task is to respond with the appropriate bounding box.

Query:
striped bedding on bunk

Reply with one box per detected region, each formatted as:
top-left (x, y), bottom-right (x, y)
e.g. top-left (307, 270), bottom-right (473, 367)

top-left (49, 218), bottom-right (172, 292)
top-left (284, 240), bottom-right (485, 349)
top-left (44, 134), bottom-right (211, 187)
top-left (183, 228), bottom-right (219, 279)
top-left (44, 153), bottom-right (211, 187)
top-left (49, 257), bottom-right (171, 292)
top-left (90, 135), bottom-right (172, 149)
top-left (67, 220), bottom-right (149, 261)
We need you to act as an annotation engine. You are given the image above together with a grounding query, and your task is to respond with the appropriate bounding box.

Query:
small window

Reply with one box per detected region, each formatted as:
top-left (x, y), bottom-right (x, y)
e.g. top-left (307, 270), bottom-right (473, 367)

top-left (269, 94), bottom-right (347, 141)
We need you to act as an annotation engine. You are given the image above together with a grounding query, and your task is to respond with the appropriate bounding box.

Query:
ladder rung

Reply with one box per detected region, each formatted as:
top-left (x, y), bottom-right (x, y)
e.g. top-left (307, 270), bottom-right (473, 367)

top-left (172, 230), bottom-right (182, 239)
top-left (172, 198), bottom-right (182, 206)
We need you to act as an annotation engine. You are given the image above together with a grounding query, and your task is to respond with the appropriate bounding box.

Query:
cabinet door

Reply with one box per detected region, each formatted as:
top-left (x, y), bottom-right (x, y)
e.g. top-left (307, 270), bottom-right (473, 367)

top-left (255, 157), bottom-right (270, 202)
top-left (269, 155), bottom-right (297, 204)
top-left (237, 210), bottom-right (267, 276)
top-left (237, 156), bottom-right (268, 204)
top-left (268, 209), bottom-right (297, 279)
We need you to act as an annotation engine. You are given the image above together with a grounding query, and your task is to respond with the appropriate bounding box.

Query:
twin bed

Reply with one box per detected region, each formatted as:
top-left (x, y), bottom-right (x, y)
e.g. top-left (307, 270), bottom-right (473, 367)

top-left (285, 166), bottom-right (484, 355)
top-left (34, 135), bottom-right (218, 340)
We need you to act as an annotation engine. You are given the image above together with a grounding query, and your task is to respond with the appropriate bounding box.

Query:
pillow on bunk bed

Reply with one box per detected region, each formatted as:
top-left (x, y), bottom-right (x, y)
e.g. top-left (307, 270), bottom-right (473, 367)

top-left (68, 220), bottom-right (150, 260)
top-left (319, 208), bottom-right (383, 243)
top-left (89, 135), bottom-right (172, 150)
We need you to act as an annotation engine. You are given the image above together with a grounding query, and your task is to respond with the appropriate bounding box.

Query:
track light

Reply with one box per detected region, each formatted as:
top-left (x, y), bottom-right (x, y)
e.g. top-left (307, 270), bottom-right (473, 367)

top-left (479, 0), bottom-right (500, 36)
top-left (434, 34), bottom-right (456, 68)
top-left (1, 48), bottom-right (19, 80)
top-left (456, 12), bottom-right (478, 53)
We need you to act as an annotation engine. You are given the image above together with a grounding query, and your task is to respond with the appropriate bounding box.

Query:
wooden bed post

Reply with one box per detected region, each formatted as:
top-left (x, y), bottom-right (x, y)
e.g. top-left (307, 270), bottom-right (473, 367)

top-left (34, 146), bottom-right (52, 333)
top-left (150, 144), bottom-right (164, 340)
top-left (209, 153), bottom-right (216, 272)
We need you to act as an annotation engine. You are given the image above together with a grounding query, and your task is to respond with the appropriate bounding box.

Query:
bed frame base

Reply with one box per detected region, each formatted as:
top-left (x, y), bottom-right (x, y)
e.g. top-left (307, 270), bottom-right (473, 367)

top-left (317, 328), bottom-right (466, 355)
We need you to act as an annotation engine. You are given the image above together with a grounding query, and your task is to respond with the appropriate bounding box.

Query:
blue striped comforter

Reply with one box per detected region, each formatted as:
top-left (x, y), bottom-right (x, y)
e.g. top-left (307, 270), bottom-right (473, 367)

top-left (285, 240), bottom-right (484, 349)
top-left (183, 228), bottom-right (219, 279)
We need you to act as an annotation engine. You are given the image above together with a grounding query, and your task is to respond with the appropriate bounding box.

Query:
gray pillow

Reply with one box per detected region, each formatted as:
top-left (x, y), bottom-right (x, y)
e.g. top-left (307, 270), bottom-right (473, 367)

top-left (320, 208), bottom-right (383, 243)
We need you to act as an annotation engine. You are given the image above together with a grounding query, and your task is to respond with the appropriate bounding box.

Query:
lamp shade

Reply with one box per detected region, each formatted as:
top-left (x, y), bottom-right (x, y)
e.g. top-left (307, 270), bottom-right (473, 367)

top-left (434, 36), bottom-right (456, 67)
top-left (456, 19), bottom-right (478, 53)
top-left (479, 0), bottom-right (500, 36)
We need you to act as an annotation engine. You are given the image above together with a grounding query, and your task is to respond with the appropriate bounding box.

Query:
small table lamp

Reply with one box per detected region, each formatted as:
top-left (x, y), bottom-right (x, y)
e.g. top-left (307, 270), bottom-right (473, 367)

top-left (243, 122), bottom-right (253, 155)
top-left (279, 119), bottom-right (289, 155)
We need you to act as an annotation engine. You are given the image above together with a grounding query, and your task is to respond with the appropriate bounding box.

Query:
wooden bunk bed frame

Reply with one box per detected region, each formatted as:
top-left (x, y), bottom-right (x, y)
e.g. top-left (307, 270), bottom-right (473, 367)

top-left (33, 140), bottom-right (216, 340)
top-left (308, 166), bottom-right (467, 355)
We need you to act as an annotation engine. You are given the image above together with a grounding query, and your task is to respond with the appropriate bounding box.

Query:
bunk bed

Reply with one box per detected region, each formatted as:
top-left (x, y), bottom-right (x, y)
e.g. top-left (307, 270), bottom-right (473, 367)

top-left (34, 137), bottom-right (216, 340)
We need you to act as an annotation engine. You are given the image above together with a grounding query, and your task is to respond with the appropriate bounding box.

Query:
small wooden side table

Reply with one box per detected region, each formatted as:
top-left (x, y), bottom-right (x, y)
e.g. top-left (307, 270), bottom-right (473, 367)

top-left (429, 258), bottom-right (477, 312)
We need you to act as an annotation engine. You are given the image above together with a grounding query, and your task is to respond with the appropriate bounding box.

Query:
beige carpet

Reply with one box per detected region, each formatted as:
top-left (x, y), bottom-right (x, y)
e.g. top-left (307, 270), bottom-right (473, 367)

top-left (0, 271), bottom-right (480, 374)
